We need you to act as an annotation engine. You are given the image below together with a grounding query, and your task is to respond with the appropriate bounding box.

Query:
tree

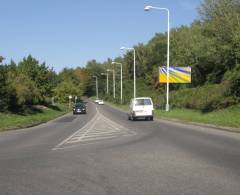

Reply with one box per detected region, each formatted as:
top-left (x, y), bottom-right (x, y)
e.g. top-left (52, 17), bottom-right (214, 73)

top-left (54, 80), bottom-right (82, 102)
top-left (12, 73), bottom-right (41, 105)
top-left (0, 56), bottom-right (4, 63)
top-left (0, 65), bottom-right (10, 111)
top-left (199, 0), bottom-right (240, 82)
top-left (18, 55), bottom-right (57, 102)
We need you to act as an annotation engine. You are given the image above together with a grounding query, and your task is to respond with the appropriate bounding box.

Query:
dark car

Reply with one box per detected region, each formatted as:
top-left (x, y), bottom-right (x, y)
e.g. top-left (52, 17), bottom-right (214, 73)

top-left (73, 103), bottom-right (87, 114)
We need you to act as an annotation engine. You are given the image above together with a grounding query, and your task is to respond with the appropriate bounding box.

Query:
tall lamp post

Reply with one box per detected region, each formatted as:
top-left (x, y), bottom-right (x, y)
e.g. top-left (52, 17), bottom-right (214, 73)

top-left (101, 72), bottom-right (109, 94)
top-left (120, 47), bottom-right (136, 98)
top-left (107, 69), bottom-right (115, 98)
top-left (112, 61), bottom-right (123, 104)
top-left (144, 5), bottom-right (170, 111)
top-left (92, 76), bottom-right (98, 100)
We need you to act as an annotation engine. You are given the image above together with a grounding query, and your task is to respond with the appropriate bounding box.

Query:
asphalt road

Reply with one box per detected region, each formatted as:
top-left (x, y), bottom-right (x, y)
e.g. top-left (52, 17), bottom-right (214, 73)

top-left (1, 100), bottom-right (240, 195)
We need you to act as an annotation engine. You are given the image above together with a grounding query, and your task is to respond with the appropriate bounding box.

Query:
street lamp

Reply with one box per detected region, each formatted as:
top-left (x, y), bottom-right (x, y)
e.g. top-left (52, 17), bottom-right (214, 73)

top-left (107, 69), bottom-right (115, 98)
top-left (101, 72), bottom-right (109, 94)
top-left (112, 61), bottom-right (123, 104)
top-left (144, 5), bottom-right (170, 111)
top-left (120, 46), bottom-right (136, 98)
top-left (92, 76), bottom-right (98, 100)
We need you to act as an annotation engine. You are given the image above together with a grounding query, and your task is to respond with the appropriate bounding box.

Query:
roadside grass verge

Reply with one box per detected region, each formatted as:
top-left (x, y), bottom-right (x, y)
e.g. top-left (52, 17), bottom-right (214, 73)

top-left (0, 104), bottom-right (69, 131)
top-left (98, 97), bottom-right (240, 129)
top-left (155, 105), bottom-right (240, 129)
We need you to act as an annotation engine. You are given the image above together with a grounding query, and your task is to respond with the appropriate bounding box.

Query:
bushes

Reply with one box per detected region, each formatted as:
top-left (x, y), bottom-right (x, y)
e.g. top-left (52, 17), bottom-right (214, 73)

top-left (169, 84), bottom-right (236, 112)
top-left (99, 76), bottom-right (238, 113)
top-left (0, 56), bottom-right (58, 112)
top-left (0, 65), bottom-right (11, 111)
top-left (114, 79), bottom-right (238, 112)
top-left (224, 65), bottom-right (240, 101)
top-left (84, 0), bottom-right (240, 113)
top-left (54, 81), bottom-right (82, 103)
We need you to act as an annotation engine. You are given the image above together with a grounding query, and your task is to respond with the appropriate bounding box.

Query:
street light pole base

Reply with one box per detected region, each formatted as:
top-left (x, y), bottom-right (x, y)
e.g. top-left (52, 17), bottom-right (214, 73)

top-left (165, 104), bottom-right (170, 112)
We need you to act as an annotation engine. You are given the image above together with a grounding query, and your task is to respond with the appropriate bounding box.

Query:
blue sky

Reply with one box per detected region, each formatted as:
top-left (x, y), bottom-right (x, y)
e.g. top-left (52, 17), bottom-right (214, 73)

top-left (0, 0), bottom-right (202, 72)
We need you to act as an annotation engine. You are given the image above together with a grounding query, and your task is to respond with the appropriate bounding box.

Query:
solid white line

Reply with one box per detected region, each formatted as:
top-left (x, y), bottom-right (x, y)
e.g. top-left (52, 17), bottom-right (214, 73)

top-left (52, 104), bottom-right (99, 150)
top-left (78, 135), bottom-right (118, 142)
top-left (83, 132), bottom-right (124, 138)
top-left (73, 115), bottom-right (100, 142)
top-left (101, 114), bottom-right (126, 130)
top-left (101, 117), bottom-right (122, 129)
top-left (54, 114), bottom-right (97, 148)
top-left (53, 102), bottom-right (136, 150)
top-left (86, 130), bottom-right (123, 135)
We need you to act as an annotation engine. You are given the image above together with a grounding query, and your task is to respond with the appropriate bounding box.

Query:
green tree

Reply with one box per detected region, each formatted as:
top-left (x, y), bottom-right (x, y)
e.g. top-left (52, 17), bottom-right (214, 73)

top-left (0, 65), bottom-right (10, 111)
top-left (11, 73), bottom-right (41, 105)
top-left (0, 56), bottom-right (4, 63)
top-left (54, 80), bottom-right (81, 102)
top-left (17, 55), bottom-right (57, 102)
top-left (199, 0), bottom-right (240, 82)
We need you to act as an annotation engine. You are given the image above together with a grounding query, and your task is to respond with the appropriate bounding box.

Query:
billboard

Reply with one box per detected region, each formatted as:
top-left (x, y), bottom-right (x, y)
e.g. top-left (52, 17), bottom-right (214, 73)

top-left (159, 66), bottom-right (191, 83)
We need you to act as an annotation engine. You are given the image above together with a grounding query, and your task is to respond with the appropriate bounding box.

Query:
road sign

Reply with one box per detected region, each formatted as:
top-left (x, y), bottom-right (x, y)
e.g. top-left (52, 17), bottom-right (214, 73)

top-left (159, 66), bottom-right (191, 83)
top-left (69, 95), bottom-right (72, 99)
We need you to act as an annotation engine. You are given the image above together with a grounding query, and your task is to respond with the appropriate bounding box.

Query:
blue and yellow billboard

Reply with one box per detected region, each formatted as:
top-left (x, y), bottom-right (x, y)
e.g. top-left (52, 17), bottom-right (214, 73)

top-left (159, 66), bottom-right (191, 83)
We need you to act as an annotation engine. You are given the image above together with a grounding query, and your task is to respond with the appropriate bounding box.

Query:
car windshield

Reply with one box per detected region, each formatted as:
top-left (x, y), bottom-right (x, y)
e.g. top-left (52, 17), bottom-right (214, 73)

top-left (135, 99), bottom-right (152, 106)
top-left (75, 103), bottom-right (85, 108)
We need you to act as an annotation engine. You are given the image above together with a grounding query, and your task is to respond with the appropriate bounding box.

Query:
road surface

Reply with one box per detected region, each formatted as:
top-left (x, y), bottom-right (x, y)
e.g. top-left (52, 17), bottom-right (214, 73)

top-left (0, 100), bottom-right (240, 195)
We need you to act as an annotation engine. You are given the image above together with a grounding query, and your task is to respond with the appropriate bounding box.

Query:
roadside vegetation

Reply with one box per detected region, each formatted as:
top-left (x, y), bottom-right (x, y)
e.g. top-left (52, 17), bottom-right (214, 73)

top-left (0, 56), bottom-right (89, 130)
top-left (99, 99), bottom-right (240, 129)
top-left (0, 55), bottom-right (89, 113)
top-left (1, 0), bottom-right (240, 130)
top-left (87, 0), bottom-right (240, 129)
top-left (155, 105), bottom-right (240, 129)
top-left (0, 104), bottom-right (68, 131)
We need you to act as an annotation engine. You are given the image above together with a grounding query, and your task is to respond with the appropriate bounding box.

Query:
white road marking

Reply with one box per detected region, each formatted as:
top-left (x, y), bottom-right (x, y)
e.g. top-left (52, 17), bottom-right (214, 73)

top-left (53, 112), bottom-right (98, 149)
top-left (53, 104), bottom-right (135, 150)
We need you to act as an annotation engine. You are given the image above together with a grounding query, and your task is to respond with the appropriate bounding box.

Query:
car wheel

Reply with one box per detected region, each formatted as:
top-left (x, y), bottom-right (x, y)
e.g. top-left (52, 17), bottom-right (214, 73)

top-left (150, 116), bottom-right (153, 121)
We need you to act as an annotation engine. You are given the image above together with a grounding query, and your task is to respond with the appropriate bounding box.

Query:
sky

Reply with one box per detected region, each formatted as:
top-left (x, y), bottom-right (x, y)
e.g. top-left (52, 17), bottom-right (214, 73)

top-left (0, 0), bottom-right (202, 72)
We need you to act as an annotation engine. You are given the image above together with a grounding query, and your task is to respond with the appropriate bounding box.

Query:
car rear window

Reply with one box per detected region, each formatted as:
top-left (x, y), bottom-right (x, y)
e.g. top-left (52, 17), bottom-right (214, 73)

top-left (135, 99), bottom-right (152, 106)
top-left (75, 103), bottom-right (85, 108)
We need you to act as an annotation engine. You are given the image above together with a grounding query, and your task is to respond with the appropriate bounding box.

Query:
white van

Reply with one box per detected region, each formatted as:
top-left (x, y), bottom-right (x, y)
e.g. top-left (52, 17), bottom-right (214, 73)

top-left (128, 97), bottom-right (154, 121)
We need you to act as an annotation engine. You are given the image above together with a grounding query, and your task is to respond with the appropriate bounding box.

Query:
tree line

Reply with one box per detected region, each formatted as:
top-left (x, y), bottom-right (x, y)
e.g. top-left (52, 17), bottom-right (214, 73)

top-left (1, 0), bottom-right (239, 113)
top-left (0, 55), bottom-right (89, 112)
top-left (84, 0), bottom-right (240, 112)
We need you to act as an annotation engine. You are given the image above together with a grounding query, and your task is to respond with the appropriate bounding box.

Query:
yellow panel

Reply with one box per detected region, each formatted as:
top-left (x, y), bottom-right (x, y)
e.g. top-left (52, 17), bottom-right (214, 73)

top-left (159, 67), bottom-right (191, 83)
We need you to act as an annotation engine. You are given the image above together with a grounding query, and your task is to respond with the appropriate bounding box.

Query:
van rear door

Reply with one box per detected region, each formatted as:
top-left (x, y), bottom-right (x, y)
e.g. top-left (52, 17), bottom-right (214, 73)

top-left (134, 98), bottom-right (153, 116)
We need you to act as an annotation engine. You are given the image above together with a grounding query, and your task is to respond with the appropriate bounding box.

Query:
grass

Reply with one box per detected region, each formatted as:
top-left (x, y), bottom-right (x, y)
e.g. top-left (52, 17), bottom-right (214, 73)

top-left (154, 105), bottom-right (240, 129)
top-left (0, 104), bottom-right (69, 131)
top-left (98, 96), bottom-right (240, 129)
